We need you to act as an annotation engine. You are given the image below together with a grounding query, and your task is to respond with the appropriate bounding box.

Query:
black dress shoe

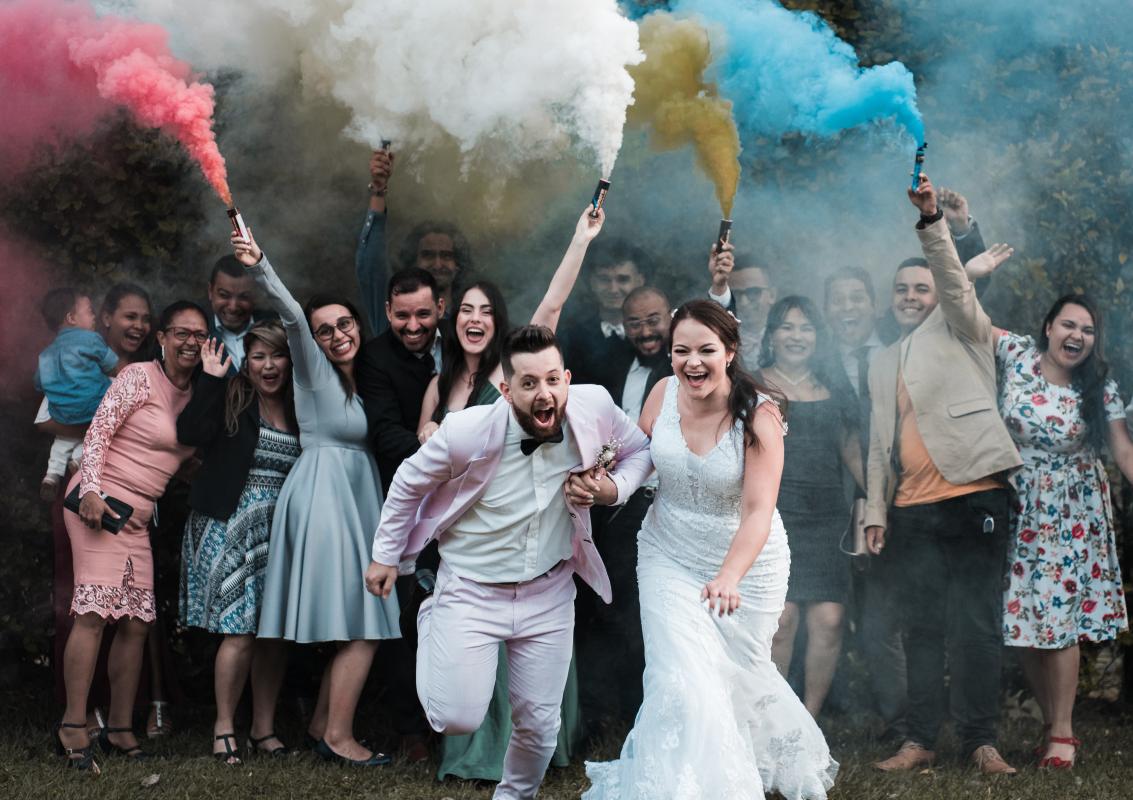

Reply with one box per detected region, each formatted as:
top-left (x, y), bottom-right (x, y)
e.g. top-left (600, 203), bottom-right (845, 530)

top-left (399, 568), bottom-right (436, 649)
top-left (314, 738), bottom-right (392, 767)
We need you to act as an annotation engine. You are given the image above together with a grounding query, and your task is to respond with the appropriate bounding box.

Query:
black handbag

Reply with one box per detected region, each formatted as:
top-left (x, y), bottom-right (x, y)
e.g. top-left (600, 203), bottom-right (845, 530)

top-left (64, 484), bottom-right (134, 534)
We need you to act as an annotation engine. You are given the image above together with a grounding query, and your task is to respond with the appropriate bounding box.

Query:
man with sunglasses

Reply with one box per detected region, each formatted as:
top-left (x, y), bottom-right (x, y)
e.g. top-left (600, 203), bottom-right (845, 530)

top-left (707, 242), bottom-right (776, 367)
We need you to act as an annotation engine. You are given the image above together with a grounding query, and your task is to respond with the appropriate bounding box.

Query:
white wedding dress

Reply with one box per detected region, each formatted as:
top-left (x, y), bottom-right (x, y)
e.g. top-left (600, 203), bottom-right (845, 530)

top-left (584, 379), bottom-right (838, 799)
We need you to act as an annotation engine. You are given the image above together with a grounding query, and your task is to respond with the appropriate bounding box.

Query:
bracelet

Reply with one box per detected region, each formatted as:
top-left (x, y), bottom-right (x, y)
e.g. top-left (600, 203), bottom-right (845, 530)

top-left (917, 207), bottom-right (944, 229)
top-left (367, 182), bottom-right (387, 197)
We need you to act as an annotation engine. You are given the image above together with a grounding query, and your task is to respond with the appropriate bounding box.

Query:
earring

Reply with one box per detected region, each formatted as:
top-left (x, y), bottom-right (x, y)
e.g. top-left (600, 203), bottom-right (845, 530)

top-left (160, 345), bottom-right (166, 361)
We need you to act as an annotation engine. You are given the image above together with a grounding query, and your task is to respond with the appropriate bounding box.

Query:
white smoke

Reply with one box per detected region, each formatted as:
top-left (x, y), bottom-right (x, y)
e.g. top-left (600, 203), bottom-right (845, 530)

top-left (106, 0), bottom-right (643, 176)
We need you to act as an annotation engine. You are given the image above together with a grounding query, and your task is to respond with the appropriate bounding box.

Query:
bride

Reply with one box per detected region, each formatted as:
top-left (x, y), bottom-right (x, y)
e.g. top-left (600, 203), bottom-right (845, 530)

top-left (573, 300), bottom-right (837, 799)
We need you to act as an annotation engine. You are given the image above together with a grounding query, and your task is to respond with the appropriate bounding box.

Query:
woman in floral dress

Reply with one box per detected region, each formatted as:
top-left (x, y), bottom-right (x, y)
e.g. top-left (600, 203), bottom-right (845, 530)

top-left (996, 294), bottom-right (1133, 769)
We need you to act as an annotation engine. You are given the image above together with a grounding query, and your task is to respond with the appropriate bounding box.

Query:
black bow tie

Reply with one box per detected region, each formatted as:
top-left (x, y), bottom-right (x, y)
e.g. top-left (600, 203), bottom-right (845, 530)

top-left (521, 431), bottom-right (564, 456)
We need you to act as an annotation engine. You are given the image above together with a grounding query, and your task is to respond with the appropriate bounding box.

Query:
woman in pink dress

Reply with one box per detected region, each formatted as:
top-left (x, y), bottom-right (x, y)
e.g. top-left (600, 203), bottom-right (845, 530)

top-left (54, 301), bottom-right (206, 773)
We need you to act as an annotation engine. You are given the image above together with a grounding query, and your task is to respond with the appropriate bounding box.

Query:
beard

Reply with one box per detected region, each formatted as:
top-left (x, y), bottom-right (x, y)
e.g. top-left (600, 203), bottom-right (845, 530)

top-left (512, 397), bottom-right (568, 441)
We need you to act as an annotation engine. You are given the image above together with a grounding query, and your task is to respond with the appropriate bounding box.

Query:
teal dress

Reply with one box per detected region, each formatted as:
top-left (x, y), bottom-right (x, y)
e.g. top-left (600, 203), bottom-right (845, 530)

top-left (250, 255), bottom-right (400, 643)
top-left (436, 381), bottom-right (582, 781)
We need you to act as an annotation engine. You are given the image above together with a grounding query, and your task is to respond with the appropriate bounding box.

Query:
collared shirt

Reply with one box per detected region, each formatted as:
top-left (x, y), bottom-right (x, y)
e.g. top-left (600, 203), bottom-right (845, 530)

top-left (600, 320), bottom-right (625, 339)
top-left (408, 329), bottom-right (443, 375)
top-left (440, 411), bottom-right (577, 583)
top-left (620, 357), bottom-right (651, 423)
top-left (839, 331), bottom-right (883, 396)
top-left (213, 315), bottom-right (253, 370)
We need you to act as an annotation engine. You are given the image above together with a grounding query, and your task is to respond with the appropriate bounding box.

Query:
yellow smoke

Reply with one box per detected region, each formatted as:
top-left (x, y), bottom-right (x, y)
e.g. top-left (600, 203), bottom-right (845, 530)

top-left (628, 14), bottom-right (741, 217)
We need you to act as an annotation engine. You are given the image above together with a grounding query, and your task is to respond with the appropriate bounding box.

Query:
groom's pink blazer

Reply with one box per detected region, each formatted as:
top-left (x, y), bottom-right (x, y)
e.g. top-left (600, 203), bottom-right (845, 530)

top-left (372, 384), bottom-right (653, 603)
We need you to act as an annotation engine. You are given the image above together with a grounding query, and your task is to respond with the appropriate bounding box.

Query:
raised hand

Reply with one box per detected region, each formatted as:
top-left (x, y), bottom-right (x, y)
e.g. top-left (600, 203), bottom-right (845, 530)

top-left (231, 227), bottom-right (263, 267)
top-left (369, 148), bottom-right (395, 195)
top-left (200, 337), bottom-right (233, 378)
top-left (574, 206), bottom-right (605, 244)
top-left (907, 172), bottom-right (938, 217)
top-left (965, 243), bottom-right (1014, 281)
top-left (709, 241), bottom-right (735, 293)
top-left (939, 187), bottom-right (971, 235)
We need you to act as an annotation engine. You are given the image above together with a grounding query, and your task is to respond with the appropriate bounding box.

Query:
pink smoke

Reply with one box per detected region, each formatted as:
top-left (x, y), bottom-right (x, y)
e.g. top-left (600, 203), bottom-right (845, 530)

top-left (0, 0), bottom-right (231, 203)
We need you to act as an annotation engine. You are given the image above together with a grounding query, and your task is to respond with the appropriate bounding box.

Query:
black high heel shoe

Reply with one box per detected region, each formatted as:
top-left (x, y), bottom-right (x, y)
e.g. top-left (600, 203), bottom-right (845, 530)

top-left (247, 732), bottom-right (290, 758)
top-left (98, 726), bottom-right (150, 760)
top-left (213, 733), bottom-right (242, 765)
top-left (314, 738), bottom-right (392, 767)
top-left (54, 721), bottom-right (101, 774)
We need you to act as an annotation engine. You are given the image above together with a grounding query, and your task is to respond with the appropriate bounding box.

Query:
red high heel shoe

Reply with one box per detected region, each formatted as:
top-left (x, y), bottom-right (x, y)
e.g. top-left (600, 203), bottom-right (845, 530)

top-left (1031, 723), bottom-right (1051, 758)
top-left (1038, 736), bottom-right (1081, 770)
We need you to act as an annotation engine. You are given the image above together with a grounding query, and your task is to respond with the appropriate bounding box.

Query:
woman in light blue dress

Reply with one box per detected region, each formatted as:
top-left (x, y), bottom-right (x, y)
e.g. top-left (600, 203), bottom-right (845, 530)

top-left (231, 229), bottom-right (399, 767)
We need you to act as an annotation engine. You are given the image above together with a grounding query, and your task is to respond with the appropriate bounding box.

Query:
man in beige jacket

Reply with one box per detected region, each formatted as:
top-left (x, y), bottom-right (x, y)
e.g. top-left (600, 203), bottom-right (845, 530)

top-left (865, 175), bottom-right (1021, 775)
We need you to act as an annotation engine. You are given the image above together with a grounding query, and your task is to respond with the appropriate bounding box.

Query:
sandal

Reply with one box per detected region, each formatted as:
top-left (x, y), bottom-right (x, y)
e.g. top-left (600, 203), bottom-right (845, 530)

top-left (1039, 736), bottom-right (1081, 770)
top-left (213, 733), bottom-right (242, 765)
top-left (54, 721), bottom-right (101, 774)
top-left (1031, 723), bottom-right (1051, 758)
top-left (247, 732), bottom-right (290, 758)
top-left (98, 726), bottom-right (150, 760)
top-left (146, 700), bottom-right (171, 738)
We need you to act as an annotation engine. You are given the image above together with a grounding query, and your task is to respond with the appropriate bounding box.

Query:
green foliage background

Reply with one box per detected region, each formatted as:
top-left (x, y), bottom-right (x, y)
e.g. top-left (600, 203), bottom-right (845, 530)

top-left (0, 0), bottom-right (1129, 691)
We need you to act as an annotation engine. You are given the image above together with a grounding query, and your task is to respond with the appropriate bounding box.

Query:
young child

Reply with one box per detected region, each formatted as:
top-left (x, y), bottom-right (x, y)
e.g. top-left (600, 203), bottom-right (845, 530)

top-left (35, 288), bottom-right (119, 500)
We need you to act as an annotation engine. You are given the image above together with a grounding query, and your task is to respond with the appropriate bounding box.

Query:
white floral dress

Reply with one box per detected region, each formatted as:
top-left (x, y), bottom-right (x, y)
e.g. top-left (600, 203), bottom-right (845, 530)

top-left (996, 331), bottom-right (1129, 648)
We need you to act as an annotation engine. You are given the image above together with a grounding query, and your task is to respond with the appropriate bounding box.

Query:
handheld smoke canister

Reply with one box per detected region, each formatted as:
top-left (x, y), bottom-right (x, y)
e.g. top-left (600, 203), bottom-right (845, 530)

top-left (589, 179), bottom-right (611, 219)
top-left (380, 139), bottom-right (392, 151)
top-left (227, 207), bottom-right (250, 242)
top-left (910, 142), bottom-right (927, 191)
top-left (716, 219), bottom-right (733, 252)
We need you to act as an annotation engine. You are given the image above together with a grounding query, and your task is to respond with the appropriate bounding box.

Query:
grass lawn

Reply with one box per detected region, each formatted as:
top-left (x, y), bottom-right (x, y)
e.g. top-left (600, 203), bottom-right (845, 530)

top-left (3, 684), bottom-right (1131, 800)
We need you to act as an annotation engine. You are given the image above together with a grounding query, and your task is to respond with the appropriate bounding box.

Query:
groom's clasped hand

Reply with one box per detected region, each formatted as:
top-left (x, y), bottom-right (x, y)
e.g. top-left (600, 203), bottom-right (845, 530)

top-left (564, 464), bottom-right (617, 507)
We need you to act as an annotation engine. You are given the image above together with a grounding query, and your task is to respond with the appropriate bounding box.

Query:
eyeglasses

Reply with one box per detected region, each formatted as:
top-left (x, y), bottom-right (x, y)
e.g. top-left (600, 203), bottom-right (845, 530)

top-left (313, 316), bottom-right (356, 342)
top-left (625, 314), bottom-right (666, 333)
top-left (164, 327), bottom-right (209, 343)
top-left (734, 287), bottom-right (769, 304)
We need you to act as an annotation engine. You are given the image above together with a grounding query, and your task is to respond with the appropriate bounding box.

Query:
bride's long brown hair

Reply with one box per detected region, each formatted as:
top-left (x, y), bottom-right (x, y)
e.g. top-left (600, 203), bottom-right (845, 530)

top-left (669, 300), bottom-right (785, 449)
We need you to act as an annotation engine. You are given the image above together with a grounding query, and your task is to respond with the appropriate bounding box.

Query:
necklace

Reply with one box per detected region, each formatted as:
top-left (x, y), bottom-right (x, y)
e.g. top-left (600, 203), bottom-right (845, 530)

top-left (769, 365), bottom-right (813, 386)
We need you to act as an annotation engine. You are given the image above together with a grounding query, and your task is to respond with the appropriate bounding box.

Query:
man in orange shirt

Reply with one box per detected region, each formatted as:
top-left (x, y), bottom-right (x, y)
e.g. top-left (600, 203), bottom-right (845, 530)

top-left (864, 175), bottom-right (1021, 775)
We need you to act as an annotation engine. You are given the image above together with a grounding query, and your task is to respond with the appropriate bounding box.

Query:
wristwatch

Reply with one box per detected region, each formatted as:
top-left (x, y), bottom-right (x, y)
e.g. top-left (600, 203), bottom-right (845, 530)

top-left (917, 207), bottom-right (944, 229)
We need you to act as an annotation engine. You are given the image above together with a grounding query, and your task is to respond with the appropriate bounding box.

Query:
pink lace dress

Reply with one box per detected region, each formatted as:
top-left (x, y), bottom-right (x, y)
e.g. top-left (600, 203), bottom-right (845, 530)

top-left (63, 361), bottom-right (194, 621)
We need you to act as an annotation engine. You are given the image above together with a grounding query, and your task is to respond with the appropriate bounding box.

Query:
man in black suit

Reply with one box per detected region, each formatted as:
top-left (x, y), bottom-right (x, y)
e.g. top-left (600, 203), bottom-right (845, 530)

top-left (353, 266), bottom-right (444, 762)
top-left (577, 285), bottom-right (672, 729)
top-left (205, 255), bottom-right (277, 374)
top-left (558, 238), bottom-right (643, 390)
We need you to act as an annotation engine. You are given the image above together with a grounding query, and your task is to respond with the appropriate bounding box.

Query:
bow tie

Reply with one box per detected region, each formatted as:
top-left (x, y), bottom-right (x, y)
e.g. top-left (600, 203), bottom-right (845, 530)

top-left (521, 431), bottom-right (564, 456)
top-left (600, 321), bottom-right (625, 339)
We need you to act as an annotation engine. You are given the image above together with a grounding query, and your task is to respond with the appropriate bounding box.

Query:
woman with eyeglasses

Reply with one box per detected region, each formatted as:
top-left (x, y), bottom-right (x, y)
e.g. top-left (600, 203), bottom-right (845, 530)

top-left (230, 229), bottom-right (399, 766)
top-left (55, 301), bottom-right (207, 773)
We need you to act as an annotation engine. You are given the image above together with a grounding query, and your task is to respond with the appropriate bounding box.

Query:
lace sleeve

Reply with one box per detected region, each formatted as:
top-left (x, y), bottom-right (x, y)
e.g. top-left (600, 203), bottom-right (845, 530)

top-left (79, 365), bottom-right (152, 496)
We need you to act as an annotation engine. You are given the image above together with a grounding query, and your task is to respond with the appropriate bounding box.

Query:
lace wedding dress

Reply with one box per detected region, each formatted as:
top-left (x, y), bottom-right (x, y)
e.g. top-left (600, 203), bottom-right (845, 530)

top-left (584, 379), bottom-right (838, 799)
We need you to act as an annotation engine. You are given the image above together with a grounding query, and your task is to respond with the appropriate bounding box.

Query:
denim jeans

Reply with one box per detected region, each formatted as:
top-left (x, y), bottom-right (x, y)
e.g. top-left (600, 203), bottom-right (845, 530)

top-left (888, 488), bottom-right (1010, 755)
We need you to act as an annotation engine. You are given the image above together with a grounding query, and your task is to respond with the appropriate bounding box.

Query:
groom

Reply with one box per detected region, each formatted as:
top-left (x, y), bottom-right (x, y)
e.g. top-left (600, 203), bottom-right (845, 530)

top-left (365, 324), bottom-right (652, 799)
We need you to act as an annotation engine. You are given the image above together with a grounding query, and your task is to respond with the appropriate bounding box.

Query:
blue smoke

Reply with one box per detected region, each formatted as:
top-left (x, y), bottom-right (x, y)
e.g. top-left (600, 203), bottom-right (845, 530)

top-left (670, 0), bottom-right (924, 145)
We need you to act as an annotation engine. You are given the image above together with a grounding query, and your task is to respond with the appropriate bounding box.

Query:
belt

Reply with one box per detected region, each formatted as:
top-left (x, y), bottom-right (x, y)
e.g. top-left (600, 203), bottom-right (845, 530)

top-left (481, 560), bottom-right (565, 589)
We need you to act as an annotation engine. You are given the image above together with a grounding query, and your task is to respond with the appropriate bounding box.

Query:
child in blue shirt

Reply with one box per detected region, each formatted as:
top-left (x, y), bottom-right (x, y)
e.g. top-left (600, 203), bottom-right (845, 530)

top-left (35, 288), bottom-right (119, 499)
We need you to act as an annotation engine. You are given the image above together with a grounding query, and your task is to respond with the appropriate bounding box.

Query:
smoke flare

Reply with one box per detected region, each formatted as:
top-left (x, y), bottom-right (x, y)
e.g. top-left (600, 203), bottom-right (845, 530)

top-left (628, 14), bottom-right (741, 216)
top-left (0, 0), bottom-right (230, 201)
top-left (675, 0), bottom-right (924, 145)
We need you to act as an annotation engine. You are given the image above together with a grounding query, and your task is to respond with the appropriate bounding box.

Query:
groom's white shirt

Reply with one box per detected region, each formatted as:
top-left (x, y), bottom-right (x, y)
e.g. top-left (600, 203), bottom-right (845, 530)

top-left (441, 412), bottom-right (577, 583)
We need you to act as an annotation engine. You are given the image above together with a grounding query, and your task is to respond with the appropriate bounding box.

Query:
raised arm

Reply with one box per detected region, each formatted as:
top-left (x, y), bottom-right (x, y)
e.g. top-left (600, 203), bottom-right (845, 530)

top-left (703, 405), bottom-right (785, 615)
top-left (355, 149), bottom-right (393, 333)
top-left (529, 207), bottom-right (605, 333)
top-left (232, 230), bottom-right (334, 391)
top-left (910, 175), bottom-right (991, 344)
top-left (707, 242), bottom-right (735, 308)
top-left (177, 370), bottom-right (228, 449)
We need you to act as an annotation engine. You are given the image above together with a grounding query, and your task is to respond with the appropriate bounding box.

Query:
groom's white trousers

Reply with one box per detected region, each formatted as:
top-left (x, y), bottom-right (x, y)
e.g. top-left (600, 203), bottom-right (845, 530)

top-left (417, 560), bottom-right (576, 800)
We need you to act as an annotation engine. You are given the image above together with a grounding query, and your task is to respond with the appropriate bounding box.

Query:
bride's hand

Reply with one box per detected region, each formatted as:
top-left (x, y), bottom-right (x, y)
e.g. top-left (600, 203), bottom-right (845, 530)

top-left (702, 574), bottom-right (741, 617)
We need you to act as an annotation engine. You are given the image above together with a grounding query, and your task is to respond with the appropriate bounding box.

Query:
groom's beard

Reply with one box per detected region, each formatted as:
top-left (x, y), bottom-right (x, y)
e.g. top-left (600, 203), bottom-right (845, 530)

top-left (512, 398), bottom-right (568, 441)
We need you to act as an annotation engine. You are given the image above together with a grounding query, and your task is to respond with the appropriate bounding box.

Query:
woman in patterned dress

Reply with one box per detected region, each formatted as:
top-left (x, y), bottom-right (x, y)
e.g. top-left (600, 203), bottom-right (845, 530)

top-left (996, 294), bottom-right (1133, 769)
top-left (177, 321), bottom-right (299, 762)
top-left (56, 302), bottom-right (206, 772)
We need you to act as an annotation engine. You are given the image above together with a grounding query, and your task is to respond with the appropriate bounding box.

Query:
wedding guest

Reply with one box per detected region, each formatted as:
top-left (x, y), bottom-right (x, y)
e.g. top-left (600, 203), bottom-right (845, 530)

top-left (37, 282), bottom-right (155, 727)
top-left (996, 295), bottom-right (1133, 769)
top-left (866, 175), bottom-right (1021, 775)
top-left (416, 207), bottom-right (605, 783)
top-left (177, 322), bottom-right (299, 763)
top-left (206, 255), bottom-right (276, 373)
top-left (758, 296), bottom-right (862, 718)
top-left (35, 288), bottom-right (120, 500)
top-left (558, 238), bottom-right (644, 388)
top-left (355, 148), bottom-right (472, 331)
top-left (55, 301), bottom-right (206, 772)
top-left (577, 285), bottom-right (672, 728)
top-left (231, 228), bottom-right (399, 767)
top-left (707, 241), bottom-right (776, 365)
top-left (356, 268), bottom-right (445, 495)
